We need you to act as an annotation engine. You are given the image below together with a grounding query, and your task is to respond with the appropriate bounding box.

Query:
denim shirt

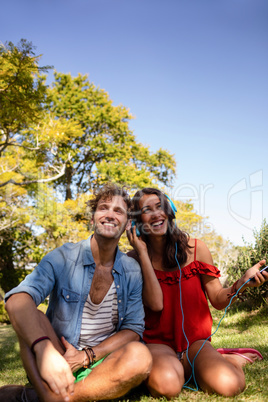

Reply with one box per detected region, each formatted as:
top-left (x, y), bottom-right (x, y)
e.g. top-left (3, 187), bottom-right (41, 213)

top-left (5, 237), bottom-right (145, 347)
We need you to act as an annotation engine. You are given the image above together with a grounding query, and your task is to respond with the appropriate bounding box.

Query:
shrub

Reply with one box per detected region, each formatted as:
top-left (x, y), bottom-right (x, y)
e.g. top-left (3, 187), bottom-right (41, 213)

top-left (226, 219), bottom-right (268, 308)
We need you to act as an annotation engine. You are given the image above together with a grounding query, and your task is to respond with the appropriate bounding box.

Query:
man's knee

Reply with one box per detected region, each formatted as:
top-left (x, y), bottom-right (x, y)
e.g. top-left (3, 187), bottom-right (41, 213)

top-left (118, 341), bottom-right (152, 376)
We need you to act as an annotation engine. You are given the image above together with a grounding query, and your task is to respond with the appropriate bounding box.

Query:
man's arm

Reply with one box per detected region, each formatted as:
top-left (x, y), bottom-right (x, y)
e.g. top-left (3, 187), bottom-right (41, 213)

top-left (63, 329), bottom-right (139, 371)
top-left (6, 293), bottom-right (75, 401)
top-left (93, 329), bottom-right (139, 359)
top-left (6, 293), bottom-right (52, 346)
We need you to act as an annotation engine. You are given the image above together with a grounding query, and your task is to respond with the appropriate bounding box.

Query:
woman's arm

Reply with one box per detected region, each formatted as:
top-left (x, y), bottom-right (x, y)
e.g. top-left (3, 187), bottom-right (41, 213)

top-left (127, 227), bottom-right (163, 311)
top-left (197, 239), bottom-right (268, 310)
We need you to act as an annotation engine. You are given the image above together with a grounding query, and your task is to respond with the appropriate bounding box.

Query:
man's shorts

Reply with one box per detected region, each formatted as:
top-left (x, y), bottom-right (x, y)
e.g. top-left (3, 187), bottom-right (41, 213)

top-left (73, 357), bottom-right (106, 383)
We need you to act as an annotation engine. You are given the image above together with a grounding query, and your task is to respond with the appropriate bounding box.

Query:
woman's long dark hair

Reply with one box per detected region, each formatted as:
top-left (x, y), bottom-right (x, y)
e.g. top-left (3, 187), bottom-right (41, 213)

top-left (131, 188), bottom-right (191, 269)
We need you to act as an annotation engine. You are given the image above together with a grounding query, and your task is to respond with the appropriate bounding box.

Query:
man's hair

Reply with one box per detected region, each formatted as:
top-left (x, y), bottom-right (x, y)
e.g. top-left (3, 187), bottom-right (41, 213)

top-left (88, 183), bottom-right (131, 217)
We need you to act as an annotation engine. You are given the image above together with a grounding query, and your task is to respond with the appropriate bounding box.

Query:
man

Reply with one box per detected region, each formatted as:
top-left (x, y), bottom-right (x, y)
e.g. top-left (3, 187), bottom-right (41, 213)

top-left (1, 183), bottom-right (152, 402)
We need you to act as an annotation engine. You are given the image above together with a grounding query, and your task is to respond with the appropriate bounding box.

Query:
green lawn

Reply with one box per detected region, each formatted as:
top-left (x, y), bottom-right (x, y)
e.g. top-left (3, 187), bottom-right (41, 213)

top-left (0, 304), bottom-right (267, 401)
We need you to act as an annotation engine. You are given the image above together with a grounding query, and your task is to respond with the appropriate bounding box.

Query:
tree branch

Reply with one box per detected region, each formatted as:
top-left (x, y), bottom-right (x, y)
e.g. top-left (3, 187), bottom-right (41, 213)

top-left (0, 164), bottom-right (66, 188)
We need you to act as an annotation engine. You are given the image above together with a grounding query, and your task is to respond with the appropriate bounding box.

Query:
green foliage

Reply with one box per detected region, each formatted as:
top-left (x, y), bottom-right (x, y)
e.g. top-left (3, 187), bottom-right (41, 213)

top-left (0, 39), bottom-right (51, 156)
top-left (174, 200), bottom-right (203, 234)
top-left (0, 301), bottom-right (9, 323)
top-left (48, 72), bottom-right (176, 199)
top-left (34, 186), bottom-right (92, 253)
top-left (226, 220), bottom-right (268, 307)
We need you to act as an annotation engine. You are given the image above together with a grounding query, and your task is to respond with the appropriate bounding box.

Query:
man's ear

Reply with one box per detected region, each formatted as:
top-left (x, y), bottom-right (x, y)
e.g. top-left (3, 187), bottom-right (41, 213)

top-left (125, 219), bottom-right (131, 231)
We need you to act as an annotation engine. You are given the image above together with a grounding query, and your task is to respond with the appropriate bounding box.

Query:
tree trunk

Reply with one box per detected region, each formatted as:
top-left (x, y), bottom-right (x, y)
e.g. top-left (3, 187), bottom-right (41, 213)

top-left (65, 165), bottom-right (73, 200)
top-left (0, 239), bottom-right (18, 293)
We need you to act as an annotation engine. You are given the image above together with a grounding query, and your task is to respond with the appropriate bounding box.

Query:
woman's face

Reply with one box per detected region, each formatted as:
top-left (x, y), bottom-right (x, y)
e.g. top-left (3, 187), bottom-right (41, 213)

top-left (139, 193), bottom-right (168, 237)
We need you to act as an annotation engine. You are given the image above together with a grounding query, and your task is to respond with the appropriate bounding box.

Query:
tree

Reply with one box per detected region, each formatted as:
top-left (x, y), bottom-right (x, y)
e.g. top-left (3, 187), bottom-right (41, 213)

top-left (48, 72), bottom-right (176, 199)
top-left (0, 49), bottom-right (176, 291)
top-left (0, 40), bottom-right (74, 291)
top-left (0, 39), bottom-right (75, 189)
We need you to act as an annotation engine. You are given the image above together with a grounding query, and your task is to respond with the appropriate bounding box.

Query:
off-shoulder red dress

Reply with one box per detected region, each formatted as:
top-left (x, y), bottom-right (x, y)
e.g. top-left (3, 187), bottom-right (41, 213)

top-left (143, 240), bottom-right (220, 352)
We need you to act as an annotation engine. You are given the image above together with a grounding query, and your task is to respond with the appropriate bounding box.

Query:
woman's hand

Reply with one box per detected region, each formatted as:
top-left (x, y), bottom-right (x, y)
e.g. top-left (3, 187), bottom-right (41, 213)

top-left (126, 224), bottom-right (148, 256)
top-left (127, 224), bottom-right (163, 311)
top-left (243, 260), bottom-right (268, 288)
top-left (62, 337), bottom-right (85, 372)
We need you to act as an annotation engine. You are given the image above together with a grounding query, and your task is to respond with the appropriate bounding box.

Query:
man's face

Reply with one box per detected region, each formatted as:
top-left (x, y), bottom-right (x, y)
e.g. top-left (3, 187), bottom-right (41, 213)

top-left (92, 195), bottom-right (130, 239)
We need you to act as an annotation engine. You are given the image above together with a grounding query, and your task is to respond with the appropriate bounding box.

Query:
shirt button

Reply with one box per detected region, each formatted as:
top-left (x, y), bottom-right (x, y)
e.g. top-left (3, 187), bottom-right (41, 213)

top-left (118, 300), bottom-right (121, 303)
top-left (121, 317), bottom-right (123, 321)
top-left (112, 270), bottom-right (115, 273)
top-left (117, 285), bottom-right (120, 288)
top-left (66, 295), bottom-right (69, 299)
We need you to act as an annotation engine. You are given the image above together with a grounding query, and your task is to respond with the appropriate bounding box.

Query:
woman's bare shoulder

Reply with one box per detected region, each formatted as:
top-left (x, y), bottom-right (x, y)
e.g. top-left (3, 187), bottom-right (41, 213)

top-left (196, 239), bottom-right (214, 264)
top-left (188, 238), bottom-right (214, 265)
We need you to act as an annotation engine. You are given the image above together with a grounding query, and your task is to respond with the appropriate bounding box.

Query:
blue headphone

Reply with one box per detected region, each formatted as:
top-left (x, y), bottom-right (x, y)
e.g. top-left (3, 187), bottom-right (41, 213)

top-left (165, 194), bottom-right (177, 215)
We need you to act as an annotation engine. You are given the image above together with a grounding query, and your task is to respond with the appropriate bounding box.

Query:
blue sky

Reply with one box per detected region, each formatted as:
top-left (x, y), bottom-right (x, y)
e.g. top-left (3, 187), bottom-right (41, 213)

top-left (2, 0), bottom-right (268, 245)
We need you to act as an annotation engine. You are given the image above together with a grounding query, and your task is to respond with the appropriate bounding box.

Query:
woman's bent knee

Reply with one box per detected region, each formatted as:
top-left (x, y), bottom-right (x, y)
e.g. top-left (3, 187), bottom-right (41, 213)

top-left (147, 365), bottom-right (184, 398)
top-left (200, 368), bottom-right (245, 396)
top-left (216, 371), bottom-right (245, 396)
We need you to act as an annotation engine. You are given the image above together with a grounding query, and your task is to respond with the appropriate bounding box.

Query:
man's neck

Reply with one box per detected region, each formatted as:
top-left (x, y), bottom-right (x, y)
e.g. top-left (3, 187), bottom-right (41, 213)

top-left (90, 234), bottom-right (118, 268)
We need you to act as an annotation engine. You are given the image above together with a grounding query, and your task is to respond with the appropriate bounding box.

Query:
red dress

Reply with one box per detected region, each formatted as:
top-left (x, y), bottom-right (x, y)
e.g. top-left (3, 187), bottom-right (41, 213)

top-left (143, 241), bottom-right (220, 352)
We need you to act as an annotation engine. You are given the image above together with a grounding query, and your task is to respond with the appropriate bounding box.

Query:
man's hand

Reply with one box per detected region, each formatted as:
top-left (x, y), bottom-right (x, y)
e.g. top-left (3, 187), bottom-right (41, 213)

top-left (62, 336), bottom-right (85, 372)
top-left (34, 339), bottom-right (75, 401)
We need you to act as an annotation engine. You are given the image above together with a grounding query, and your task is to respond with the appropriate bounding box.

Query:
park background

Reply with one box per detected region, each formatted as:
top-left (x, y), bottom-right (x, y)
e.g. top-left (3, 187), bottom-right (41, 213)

top-left (2, 0), bottom-right (268, 245)
top-left (0, 1), bottom-right (268, 400)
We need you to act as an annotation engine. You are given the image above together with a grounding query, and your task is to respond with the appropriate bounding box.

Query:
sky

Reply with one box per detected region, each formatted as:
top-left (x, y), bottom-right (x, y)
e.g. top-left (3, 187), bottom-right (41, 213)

top-left (1, 0), bottom-right (268, 246)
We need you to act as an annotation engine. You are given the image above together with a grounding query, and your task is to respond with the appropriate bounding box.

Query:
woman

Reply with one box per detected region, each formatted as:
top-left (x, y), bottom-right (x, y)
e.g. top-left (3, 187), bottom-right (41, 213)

top-left (127, 187), bottom-right (267, 398)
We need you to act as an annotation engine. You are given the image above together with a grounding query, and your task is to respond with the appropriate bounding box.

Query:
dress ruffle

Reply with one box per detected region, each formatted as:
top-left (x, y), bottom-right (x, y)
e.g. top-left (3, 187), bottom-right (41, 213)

top-left (155, 261), bottom-right (220, 284)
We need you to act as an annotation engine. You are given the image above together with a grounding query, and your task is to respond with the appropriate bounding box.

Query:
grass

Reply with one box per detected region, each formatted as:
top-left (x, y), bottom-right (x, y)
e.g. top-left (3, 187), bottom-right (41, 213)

top-left (0, 304), bottom-right (267, 401)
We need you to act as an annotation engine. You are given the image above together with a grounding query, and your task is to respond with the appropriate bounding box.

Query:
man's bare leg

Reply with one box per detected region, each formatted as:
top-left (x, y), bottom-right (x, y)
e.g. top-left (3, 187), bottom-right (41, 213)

top-left (22, 342), bottom-right (151, 401)
top-left (72, 342), bottom-right (152, 401)
top-left (18, 310), bottom-right (68, 400)
top-left (18, 312), bottom-right (152, 401)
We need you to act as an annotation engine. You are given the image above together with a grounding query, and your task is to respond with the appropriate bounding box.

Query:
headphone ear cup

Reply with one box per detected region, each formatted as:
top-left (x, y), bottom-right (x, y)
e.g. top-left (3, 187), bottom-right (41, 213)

top-left (131, 220), bottom-right (141, 237)
top-left (165, 194), bottom-right (177, 214)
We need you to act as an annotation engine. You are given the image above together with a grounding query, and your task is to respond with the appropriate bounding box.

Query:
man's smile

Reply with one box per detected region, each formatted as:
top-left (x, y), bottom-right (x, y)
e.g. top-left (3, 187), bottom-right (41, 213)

top-left (102, 221), bottom-right (117, 228)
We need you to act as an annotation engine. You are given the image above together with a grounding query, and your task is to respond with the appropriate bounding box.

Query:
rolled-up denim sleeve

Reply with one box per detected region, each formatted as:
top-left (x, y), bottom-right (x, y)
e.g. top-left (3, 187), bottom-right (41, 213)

top-left (5, 253), bottom-right (58, 306)
top-left (119, 261), bottom-right (145, 339)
